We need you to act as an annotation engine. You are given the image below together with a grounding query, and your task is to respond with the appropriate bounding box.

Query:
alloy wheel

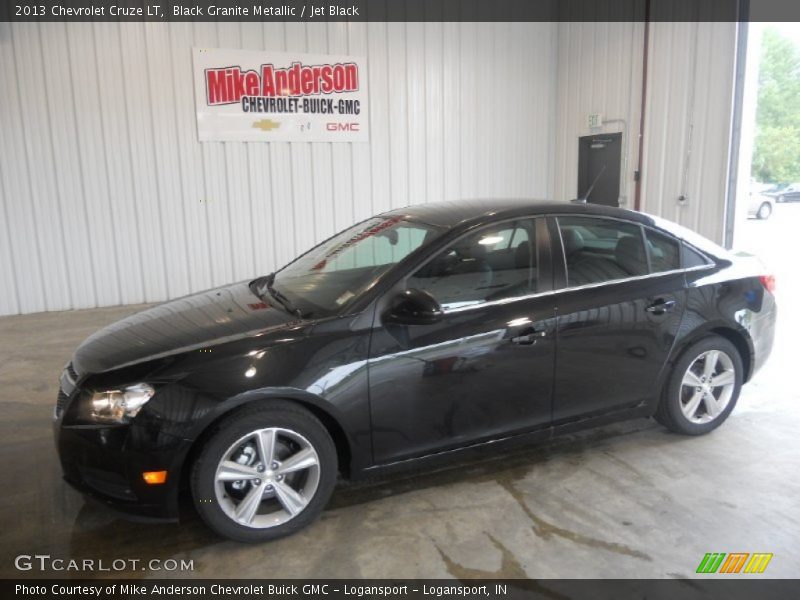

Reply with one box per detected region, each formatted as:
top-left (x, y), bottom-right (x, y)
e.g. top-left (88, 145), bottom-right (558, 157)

top-left (679, 350), bottom-right (736, 424)
top-left (214, 427), bottom-right (320, 528)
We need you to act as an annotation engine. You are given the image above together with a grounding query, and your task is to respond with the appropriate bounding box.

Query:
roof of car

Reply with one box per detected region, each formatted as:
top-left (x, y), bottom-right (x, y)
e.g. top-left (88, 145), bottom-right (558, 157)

top-left (381, 199), bottom-right (656, 229)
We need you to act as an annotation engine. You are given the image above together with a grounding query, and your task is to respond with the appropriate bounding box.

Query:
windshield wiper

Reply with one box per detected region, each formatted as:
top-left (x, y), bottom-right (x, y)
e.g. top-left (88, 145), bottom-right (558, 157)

top-left (261, 273), bottom-right (303, 318)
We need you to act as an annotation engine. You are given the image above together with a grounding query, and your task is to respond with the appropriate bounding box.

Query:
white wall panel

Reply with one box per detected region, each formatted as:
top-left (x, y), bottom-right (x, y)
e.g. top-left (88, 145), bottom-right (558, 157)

top-left (366, 21), bottom-right (392, 217)
top-left (442, 21), bottom-right (461, 201)
top-left (554, 20), bottom-right (737, 244)
top-left (640, 21), bottom-right (737, 244)
top-left (12, 24), bottom-right (73, 312)
top-left (348, 22), bottom-right (374, 224)
top-left (458, 21), bottom-right (478, 198)
top-left (553, 21), bottom-right (645, 207)
top-left (0, 21), bottom-right (557, 316)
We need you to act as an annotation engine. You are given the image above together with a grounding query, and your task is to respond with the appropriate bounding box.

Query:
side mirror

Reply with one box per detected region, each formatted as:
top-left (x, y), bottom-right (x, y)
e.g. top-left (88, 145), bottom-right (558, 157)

top-left (384, 288), bottom-right (443, 326)
top-left (379, 228), bottom-right (399, 245)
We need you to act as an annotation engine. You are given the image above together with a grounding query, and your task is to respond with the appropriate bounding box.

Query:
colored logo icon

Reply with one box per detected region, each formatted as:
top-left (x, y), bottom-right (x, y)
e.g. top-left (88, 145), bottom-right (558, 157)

top-left (252, 119), bottom-right (281, 131)
top-left (696, 552), bottom-right (773, 574)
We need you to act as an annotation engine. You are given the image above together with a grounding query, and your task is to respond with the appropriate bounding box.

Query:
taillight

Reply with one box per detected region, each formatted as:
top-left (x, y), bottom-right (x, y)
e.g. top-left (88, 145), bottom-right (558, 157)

top-left (759, 275), bottom-right (776, 294)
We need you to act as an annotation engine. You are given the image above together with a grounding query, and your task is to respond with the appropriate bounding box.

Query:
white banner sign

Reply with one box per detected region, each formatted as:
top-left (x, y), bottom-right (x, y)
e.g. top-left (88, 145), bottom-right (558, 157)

top-left (193, 47), bottom-right (369, 142)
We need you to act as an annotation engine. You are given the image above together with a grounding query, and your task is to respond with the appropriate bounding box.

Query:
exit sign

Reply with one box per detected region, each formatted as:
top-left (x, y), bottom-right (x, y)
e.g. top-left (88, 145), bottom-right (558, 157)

top-left (587, 113), bottom-right (603, 128)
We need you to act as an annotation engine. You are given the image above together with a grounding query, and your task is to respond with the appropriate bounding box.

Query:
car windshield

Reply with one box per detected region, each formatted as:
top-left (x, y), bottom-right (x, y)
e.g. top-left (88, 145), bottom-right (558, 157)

top-left (259, 216), bottom-right (444, 318)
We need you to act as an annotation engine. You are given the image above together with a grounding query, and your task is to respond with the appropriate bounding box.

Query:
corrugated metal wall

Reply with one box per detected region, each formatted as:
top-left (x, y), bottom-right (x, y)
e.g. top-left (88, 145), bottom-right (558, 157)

top-left (554, 20), bottom-right (737, 244)
top-left (553, 21), bottom-right (645, 208)
top-left (640, 21), bottom-right (737, 244)
top-left (0, 21), bottom-right (557, 316)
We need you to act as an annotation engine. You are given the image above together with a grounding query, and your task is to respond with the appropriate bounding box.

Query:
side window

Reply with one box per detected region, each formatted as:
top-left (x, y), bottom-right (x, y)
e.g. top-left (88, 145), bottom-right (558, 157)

top-left (681, 243), bottom-right (712, 268)
top-left (645, 228), bottom-right (680, 273)
top-left (408, 219), bottom-right (538, 310)
top-left (557, 216), bottom-right (648, 286)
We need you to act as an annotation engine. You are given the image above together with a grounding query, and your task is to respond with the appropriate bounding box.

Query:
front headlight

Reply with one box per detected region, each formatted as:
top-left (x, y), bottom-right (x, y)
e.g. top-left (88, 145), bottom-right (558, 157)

top-left (86, 383), bottom-right (155, 424)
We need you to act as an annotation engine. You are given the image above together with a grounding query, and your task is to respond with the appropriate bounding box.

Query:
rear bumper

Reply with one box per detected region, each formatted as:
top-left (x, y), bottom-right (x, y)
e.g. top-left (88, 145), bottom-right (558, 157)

top-left (749, 295), bottom-right (777, 380)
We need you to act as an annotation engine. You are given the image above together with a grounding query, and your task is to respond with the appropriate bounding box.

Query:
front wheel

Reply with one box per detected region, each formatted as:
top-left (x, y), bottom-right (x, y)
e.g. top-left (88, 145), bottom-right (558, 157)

top-left (756, 202), bottom-right (772, 220)
top-left (655, 336), bottom-right (743, 435)
top-left (191, 401), bottom-right (337, 542)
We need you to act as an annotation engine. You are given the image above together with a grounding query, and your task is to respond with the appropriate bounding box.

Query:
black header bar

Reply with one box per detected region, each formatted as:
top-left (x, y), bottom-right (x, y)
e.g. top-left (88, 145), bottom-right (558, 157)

top-left (2, 0), bottom-right (800, 23)
top-left (4, 579), bottom-right (800, 600)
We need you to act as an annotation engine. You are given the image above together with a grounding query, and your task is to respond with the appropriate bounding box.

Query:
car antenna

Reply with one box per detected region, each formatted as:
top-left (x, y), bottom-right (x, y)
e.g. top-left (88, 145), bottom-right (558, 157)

top-left (571, 164), bottom-right (607, 204)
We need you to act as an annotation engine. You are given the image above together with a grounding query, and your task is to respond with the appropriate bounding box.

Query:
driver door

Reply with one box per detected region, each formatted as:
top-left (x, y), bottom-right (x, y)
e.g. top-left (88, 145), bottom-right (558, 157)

top-left (367, 218), bottom-right (556, 464)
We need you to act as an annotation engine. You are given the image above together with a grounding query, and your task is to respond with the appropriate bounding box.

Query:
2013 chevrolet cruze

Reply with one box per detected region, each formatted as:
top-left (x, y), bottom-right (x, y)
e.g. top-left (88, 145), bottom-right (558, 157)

top-left (54, 200), bottom-right (776, 542)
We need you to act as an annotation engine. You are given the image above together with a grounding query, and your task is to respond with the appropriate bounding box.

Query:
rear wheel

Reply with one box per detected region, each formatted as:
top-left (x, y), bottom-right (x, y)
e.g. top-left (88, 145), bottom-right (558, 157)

top-left (756, 202), bottom-right (772, 220)
top-left (191, 401), bottom-right (337, 542)
top-left (655, 336), bottom-right (743, 435)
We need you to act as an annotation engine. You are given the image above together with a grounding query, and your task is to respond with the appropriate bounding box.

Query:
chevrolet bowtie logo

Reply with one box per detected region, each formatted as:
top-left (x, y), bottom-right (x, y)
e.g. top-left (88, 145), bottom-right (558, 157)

top-left (252, 119), bottom-right (281, 131)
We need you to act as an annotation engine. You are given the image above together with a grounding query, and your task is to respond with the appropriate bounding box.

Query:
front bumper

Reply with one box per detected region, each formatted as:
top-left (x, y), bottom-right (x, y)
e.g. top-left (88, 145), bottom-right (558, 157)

top-left (54, 419), bottom-right (189, 522)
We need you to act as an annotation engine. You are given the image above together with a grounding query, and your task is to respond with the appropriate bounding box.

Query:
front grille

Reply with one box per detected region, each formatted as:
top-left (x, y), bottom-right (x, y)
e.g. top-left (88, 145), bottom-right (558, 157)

top-left (56, 389), bottom-right (69, 412)
top-left (66, 361), bottom-right (79, 383)
top-left (54, 389), bottom-right (70, 420)
top-left (55, 362), bottom-right (83, 419)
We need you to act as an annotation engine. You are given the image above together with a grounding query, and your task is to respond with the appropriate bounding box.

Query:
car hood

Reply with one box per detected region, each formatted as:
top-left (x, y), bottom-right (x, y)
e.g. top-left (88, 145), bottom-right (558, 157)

top-left (72, 280), bottom-right (300, 374)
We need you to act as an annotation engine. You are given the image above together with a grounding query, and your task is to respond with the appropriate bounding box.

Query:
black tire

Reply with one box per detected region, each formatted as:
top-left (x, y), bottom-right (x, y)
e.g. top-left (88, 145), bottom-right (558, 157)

top-left (756, 202), bottom-right (772, 220)
top-left (654, 336), bottom-right (743, 435)
top-left (191, 400), bottom-right (337, 543)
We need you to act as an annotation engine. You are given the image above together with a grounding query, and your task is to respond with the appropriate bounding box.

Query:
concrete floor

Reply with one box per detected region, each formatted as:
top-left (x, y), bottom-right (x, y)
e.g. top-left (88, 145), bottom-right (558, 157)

top-left (1, 209), bottom-right (799, 579)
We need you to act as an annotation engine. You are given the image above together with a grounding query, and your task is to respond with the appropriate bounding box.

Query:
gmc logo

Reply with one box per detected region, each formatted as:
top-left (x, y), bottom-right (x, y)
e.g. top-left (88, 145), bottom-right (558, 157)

top-left (326, 122), bottom-right (360, 132)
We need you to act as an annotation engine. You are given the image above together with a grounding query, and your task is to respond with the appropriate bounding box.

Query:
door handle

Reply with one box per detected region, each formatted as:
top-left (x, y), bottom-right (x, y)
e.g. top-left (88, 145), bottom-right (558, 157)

top-left (511, 331), bottom-right (547, 345)
top-left (645, 299), bottom-right (676, 314)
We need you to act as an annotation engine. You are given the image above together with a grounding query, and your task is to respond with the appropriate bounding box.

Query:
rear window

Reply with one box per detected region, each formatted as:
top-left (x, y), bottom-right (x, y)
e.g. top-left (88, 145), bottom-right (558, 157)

top-left (557, 216), bottom-right (648, 286)
top-left (645, 228), bottom-right (680, 273)
top-left (681, 243), bottom-right (712, 268)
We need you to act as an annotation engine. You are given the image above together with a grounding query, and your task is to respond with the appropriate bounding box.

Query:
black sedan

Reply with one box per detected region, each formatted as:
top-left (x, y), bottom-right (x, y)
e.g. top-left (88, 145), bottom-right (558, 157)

top-left (54, 200), bottom-right (776, 542)
top-left (775, 184), bottom-right (800, 203)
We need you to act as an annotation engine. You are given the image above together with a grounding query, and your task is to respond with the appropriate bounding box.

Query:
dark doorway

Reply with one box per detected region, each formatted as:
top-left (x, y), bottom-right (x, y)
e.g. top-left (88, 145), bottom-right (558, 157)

top-left (578, 132), bottom-right (622, 207)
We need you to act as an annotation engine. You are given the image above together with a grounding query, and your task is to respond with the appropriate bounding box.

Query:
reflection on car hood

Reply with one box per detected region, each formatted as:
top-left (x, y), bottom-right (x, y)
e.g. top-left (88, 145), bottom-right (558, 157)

top-left (73, 280), bottom-right (299, 374)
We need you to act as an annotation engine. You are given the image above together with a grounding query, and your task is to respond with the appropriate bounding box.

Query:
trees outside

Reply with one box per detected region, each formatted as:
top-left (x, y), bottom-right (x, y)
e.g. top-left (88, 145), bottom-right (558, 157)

top-left (751, 27), bottom-right (800, 184)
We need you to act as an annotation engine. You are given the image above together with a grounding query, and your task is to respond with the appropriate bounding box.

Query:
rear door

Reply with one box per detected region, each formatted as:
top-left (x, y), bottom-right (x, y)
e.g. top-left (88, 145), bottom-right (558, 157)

top-left (549, 216), bottom-right (687, 422)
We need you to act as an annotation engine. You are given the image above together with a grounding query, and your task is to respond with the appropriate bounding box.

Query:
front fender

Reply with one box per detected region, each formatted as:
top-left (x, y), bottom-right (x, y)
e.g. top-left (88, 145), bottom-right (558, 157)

top-left (147, 384), bottom-right (369, 495)
top-left (182, 386), bottom-right (351, 442)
